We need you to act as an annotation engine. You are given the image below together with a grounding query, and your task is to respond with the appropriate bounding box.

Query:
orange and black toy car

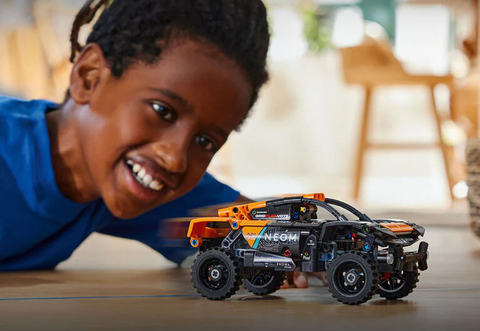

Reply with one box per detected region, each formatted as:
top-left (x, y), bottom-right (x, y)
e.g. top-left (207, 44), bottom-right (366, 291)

top-left (187, 194), bottom-right (428, 305)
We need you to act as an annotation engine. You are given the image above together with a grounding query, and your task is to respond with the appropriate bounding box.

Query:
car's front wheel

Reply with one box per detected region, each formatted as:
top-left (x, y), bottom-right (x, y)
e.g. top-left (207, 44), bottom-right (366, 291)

top-left (191, 248), bottom-right (241, 300)
top-left (327, 251), bottom-right (379, 305)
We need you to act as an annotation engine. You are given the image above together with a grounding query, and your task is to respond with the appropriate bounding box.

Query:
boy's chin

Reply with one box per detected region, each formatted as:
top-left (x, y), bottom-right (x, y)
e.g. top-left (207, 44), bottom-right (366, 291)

top-left (107, 203), bottom-right (148, 220)
top-left (103, 191), bottom-right (178, 220)
top-left (102, 193), bottom-right (154, 219)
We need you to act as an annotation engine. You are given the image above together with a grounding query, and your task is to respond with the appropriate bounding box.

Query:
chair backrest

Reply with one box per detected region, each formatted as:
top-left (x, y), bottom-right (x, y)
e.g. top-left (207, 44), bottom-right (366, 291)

top-left (33, 1), bottom-right (73, 69)
top-left (12, 25), bottom-right (51, 99)
top-left (0, 28), bottom-right (21, 95)
top-left (339, 37), bottom-right (407, 85)
top-left (33, 0), bottom-right (78, 101)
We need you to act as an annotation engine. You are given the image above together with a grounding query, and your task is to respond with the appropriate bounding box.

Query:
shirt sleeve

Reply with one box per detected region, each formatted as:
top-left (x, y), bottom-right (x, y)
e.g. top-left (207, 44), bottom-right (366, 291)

top-left (96, 173), bottom-right (240, 265)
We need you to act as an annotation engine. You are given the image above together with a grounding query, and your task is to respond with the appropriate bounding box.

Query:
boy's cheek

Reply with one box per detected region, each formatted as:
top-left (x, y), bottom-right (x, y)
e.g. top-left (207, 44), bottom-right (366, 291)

top-left (173, 163), bottom-right (208, 197)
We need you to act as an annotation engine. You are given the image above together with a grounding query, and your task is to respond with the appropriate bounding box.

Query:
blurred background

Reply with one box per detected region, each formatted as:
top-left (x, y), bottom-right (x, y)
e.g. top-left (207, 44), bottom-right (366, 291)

top-left (0, 0), bottom-right (478, 215)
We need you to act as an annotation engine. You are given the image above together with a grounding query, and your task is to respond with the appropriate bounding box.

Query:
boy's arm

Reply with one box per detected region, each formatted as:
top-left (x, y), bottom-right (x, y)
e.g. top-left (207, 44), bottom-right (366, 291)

top-left (96, 173), bottom-right (240, 265)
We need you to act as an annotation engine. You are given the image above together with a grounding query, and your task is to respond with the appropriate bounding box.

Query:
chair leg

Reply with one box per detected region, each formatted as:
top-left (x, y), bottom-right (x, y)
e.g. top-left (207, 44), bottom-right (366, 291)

top-left (430, 85), bottom-right (455, 201)
top-left (354, 87), bottom-right (372, 200)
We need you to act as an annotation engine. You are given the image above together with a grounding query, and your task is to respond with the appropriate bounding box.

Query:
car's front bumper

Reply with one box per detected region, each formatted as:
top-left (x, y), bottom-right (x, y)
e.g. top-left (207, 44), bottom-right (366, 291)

top-left (379, 241), bottom-right (429, 273)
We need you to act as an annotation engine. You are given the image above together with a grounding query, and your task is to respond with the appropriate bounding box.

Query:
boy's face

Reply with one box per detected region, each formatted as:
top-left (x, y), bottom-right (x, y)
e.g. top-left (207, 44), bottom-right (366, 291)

top-left (73, 40), bottom-right (252, 219)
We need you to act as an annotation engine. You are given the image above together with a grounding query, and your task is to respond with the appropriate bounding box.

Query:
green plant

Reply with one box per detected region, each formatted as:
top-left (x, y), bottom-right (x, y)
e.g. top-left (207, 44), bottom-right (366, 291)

top-left (303, 6), bottom-right (331, 54)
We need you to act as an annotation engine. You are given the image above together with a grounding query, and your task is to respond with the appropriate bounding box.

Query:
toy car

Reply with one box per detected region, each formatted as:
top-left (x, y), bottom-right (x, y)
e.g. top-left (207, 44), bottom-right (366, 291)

top-left (187, 193), bottom-right (428, 305)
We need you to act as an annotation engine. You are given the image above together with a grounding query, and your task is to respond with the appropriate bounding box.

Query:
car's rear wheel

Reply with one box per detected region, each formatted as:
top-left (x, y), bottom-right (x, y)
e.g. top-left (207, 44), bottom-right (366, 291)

top-left (243, 271), bottom-right (286, 295)
top-left (378, 265), bottom-right (419, 300)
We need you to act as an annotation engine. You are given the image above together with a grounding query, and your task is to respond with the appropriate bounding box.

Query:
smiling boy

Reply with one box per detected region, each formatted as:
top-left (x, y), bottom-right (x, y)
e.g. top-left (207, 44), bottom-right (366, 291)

top-left (0, 0), bottom-right (268, 270)
top-left (0, 0), bottom-right (323, 287)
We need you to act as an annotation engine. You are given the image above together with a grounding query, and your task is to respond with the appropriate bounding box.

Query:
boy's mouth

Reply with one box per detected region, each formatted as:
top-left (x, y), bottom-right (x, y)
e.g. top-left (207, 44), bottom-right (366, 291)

top-left (125, 159), bottom-right (165, 192)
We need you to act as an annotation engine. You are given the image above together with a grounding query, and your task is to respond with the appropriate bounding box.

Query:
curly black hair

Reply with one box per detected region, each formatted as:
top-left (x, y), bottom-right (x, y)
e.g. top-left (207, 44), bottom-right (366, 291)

top-left (70, 0), bottom-right (270, 107)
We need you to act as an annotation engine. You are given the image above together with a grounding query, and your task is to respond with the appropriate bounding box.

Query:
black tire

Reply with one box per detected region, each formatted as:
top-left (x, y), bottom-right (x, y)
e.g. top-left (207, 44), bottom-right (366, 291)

top-left (243, 271), bottom-right (286, 295)
top-left (199, 238), bottom-right (224, 252)
top-left (191, 248), bottom-right (241, 300)
top-left (378, 265), bottom-right (419, 300)
top-left (327, 251), bottom-right (379, 305)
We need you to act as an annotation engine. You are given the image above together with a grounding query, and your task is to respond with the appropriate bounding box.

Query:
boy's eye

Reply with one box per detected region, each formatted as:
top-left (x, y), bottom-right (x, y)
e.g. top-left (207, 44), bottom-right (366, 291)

top-left (152, 103), bottom-right (176, 122)
top-left (196, 135), bottom-right (217, 152)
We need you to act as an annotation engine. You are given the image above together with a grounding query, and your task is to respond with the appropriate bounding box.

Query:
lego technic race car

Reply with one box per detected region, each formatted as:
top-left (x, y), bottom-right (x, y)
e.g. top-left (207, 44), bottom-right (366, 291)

top-left (187, 193), bottom-right (428, 305)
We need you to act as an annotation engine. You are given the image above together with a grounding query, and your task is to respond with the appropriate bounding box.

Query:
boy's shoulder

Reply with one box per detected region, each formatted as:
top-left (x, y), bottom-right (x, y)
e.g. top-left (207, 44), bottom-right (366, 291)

top-left (0, 96), bottom-right (77, 219)
top-left (0, 96), bottom-right (55, 150)
top-left (0, 95), bottom-right (53, 122)
top-left (0, 95), bottom-right (52, 174)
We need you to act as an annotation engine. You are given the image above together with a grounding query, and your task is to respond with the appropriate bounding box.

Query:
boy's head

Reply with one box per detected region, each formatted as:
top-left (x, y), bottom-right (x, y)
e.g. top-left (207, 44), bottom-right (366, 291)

top-left (66, 0), bottom-right (270, 219)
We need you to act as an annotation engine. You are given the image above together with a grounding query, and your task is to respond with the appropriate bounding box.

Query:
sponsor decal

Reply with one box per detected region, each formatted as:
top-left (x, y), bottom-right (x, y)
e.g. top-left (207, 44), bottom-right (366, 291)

top-left (264, 232), bottom-right (299, 243)
top-left (242, 227), bottom-right (266, 247)
top-left (244, 232), bottom-right (260, 241)
top-left (253, 211), bottom-right (290, 220)
top-left (251, 205), bottom-right (291, 220)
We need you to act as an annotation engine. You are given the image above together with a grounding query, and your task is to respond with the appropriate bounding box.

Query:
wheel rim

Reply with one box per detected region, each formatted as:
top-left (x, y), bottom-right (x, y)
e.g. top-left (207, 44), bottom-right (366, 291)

top-left (379, 271), bottom-right (407, 293)
top-left (200, 258), bottom-right (230, 290)
top-left (248, 271), bottom-right (274, 287)
top-left (334, 261), bottom-right (367, 296)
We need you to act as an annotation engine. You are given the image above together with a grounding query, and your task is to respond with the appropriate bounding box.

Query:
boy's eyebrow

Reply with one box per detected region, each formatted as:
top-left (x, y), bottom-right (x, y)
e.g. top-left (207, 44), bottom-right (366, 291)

top-left (212, 126), bottom-right (229, 140)
top-left (149, 87), bottom-right (192, 111)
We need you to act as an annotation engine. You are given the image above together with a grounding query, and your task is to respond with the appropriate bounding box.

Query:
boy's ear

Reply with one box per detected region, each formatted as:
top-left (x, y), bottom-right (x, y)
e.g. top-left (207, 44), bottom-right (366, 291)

top-left (69, 43), bottom-right (109, 105)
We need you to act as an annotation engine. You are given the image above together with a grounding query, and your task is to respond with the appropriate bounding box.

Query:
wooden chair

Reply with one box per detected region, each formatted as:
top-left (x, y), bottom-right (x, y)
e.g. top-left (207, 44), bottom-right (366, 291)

top-left (0, 28), bottom-right (21, 95)
top-left (0, 25), bottom-right (51, 99)
top-left (339, 37), bottom-right (456, 200)
top-left (33, 0), bottom-right (77, 102)
top-left (451, 65), bottom-right (479, 138)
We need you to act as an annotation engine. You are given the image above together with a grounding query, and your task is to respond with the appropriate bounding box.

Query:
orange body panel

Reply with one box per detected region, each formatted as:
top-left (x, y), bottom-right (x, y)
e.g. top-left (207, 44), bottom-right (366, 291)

top-left (303, 193), bottom-right (325, 201)
top-left (380, 222), bottom-right (414, 234)
top-left (188, 194), bottom-right (326, 247)
top-left (187, 217), bottom-right (272, 240)
top-left (235, 220), bottom-right (272, 227)
top-left (242, 227), bottom-right (265, 247)
top-left (218, 201), bottom-right (266, 220)
top-left (187, 218), bottom-right (232, 239)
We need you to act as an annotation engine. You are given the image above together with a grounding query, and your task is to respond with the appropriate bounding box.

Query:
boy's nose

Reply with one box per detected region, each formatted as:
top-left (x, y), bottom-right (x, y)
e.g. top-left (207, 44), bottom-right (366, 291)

top-left (152, 141), bottom-right (188, 175)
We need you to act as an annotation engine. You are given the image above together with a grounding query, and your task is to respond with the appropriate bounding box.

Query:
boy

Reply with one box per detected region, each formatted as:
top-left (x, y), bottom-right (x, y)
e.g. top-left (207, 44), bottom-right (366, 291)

top-left (0, 0), bottom-right (323, 287)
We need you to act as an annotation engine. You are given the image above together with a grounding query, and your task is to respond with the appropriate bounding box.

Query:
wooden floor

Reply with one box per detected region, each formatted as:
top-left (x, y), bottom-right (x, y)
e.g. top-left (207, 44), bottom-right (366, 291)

top-left (1, 224), bottom-right (480, 331)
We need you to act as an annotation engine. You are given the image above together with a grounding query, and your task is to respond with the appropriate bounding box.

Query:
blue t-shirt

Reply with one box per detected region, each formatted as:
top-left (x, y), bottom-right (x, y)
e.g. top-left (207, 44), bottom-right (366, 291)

top-left (0, 96), bottom-right (239, 270)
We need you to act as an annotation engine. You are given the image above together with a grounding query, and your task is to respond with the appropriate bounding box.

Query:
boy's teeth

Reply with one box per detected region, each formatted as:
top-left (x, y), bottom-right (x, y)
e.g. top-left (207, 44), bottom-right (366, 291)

top-left (128, 162), bottom-right (164, 192)
top-left (143, 174), bottom-right (153, 185)
top-left (132, 164), bottom-right (141, 173)
top-left (149, 181), bottom-right (164, 191)
top-left (137, 168), bottom-right (146, 179)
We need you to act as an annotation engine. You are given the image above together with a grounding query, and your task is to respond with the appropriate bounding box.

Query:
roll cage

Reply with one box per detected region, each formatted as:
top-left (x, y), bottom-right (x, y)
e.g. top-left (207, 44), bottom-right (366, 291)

top-left (265, 196), bottom-right (373, 223)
